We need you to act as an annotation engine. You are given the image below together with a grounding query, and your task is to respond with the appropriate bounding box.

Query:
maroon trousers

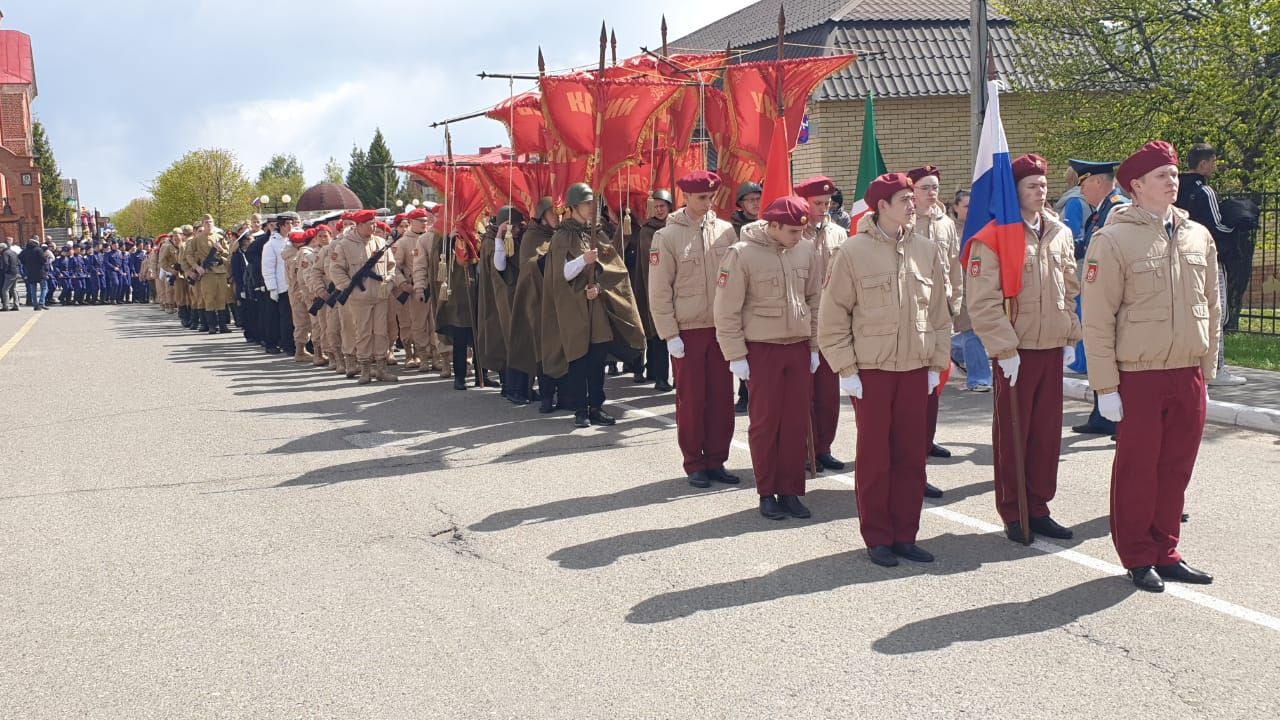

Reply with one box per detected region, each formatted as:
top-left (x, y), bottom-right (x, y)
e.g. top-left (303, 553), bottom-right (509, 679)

top-left (992, 348), bottom-right (1064, 524)
top-left (925, 391), bottom-right (940, 453)
top-left (810, 356), bottom-right (839, 456)
top-left (853, 368), bottom-right (929, 547)
top-left (1111, 367), bottom-right (1206, 569)
top-left (672, 327), bottom-right (735, 474)
top-left (746, 340), bottom-right (811, 497)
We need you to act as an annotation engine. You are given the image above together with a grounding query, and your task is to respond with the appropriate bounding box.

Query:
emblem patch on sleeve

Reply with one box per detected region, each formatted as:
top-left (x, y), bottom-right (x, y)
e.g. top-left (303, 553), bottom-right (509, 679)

top-left (969, 258), bottom-right (982, 278)
top-left (649, 250), bottom-right (660, 266)
top-left (1085, 259), bottom-right (1099, 283)
top-left (717, 269), bottom-right (730, 288)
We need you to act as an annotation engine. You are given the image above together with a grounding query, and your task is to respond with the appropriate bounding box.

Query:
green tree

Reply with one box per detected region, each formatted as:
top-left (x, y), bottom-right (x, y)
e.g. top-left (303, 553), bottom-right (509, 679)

top-left (253, 153), bottom-right (305, 210)
top-left (323, 156), bottom-right (345, 184)
top-left (346, 145), bottom-right (375, 208)
top-left (32, 120), bottom-right (67, 228)
top-left (366, 128), bottom-right (396, 209)
top-left (149, 148), bottom-right (253, 234)
top-left (112, 197), bottom-right (155, 237)
top-left (1001, 0), bottom-right (1280, 192)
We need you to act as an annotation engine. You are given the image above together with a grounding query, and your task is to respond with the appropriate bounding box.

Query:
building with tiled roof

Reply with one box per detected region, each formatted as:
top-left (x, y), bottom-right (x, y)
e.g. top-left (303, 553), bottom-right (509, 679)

top-left (673, 0), bottom-right (1060, 201)
top-left (0, 11), bottom-right (43, 242)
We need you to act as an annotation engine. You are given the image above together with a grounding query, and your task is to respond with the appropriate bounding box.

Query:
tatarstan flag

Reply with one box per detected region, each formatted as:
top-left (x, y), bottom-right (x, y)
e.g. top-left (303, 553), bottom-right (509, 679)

top-left (848, 91), bottom-right (887, 224)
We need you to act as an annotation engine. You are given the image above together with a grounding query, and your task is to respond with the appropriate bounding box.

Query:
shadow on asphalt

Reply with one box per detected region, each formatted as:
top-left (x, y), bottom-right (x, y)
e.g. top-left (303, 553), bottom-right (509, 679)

top-left (624, 521), bottom-right (1114, 625)
top-left (871, 576), bottom-right (1136, 654)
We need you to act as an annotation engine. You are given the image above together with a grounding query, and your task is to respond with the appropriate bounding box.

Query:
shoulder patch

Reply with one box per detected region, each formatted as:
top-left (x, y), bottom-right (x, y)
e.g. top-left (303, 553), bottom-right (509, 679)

top-left (717, 269), bottom-right (730, 288)
top-left (969, 257), bottom-right (982, 278)
top-left (649, 250), bottom-right (660, 266)
top-left (300, 260), bottom-right (310, 269)
top-left (1085, 259), bottom-right (1099, 283)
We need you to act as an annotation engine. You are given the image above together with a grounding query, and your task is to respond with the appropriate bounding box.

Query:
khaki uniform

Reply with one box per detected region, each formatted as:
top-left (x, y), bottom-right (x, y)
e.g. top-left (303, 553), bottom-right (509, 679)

top-left (388, 230), bottom-right (420, 364)
top-left (803, 219), bottom-right (848, 457)
top-left (317, 244), bottom-right (348, 373)
top-left (158, 240), bottom-right (185, 308)
top-left (410, 230), bottom-right (450, 372)
top-left (329, 228), bottom-right (397, 363)
top-left (1082, 203), bottom-right (1220, 570)
top-left (298, 245), bottom-right (328, 361)
top-left (183, 231), bottom-right (233, 312)
top-left (282, 243), bottom-right (313, 353)
top-left (913, 203), bottom-right (964, 317)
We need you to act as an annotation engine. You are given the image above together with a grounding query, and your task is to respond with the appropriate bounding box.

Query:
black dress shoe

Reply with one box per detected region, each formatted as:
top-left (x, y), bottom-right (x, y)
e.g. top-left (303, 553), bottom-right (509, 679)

top-left (759, 495), bottom-right (786, 520)
top-left (588, 407), bottom-right (616, 426)
top-left (688, 471), bottom-right (711, 488)
top-left (892, 542), bottom-right (935, 563)
top-left (507, 394), bottom-right (531, 406)
top-left (816, 453), bottom-right (845, 471)
top-left (1072, 423), bottom-right (1110, 435)
top-left (734, 397), bottom-right (749, 414)
top-left (1004, 522), bottom-right (1033, 544)
top-left (539, 395), bottom-right (556, 414)
top-left (868, 545), bottom-right (899, 567)
top-left (653, 380), bottom-right (673, 392)
top-left (706, 467), bottom-right (740, 484)
top-left (1128, 566), bottom-right (1165, 592)
top-left (1181, 513), bottom-right (1190, 523)
top-left (777, 495), bottom-right (811, 518)
top-left (453, 377), bottom-right (467, 391)
top-left (605, 363), bottom-right (619, 376)
top-left (928, 443), bottom-right (952, 458)
top-left (573, 411), bottom-right (590, 428)
top-left (1110, 435), bottom-right (1118, 442)
top-left (1029, 515), bottom-right (1074, 539)
top-left (924, 482), bottom-right (943, 499)
top-left (633, 373), bottom-right (647, 384)
top-left (1155, 561), bottom-right (1213, 585)
top-left (265, 346), bottom-right (282, 354)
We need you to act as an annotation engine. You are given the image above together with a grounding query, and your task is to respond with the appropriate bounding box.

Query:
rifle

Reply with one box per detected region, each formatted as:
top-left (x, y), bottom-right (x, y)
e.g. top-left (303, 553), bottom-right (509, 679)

top-left (308, 282), bottom-right (339, 316)
top-left (200, 245), bottom-right (224, 271)
top-left (333, 234), bottom-right (402, 307)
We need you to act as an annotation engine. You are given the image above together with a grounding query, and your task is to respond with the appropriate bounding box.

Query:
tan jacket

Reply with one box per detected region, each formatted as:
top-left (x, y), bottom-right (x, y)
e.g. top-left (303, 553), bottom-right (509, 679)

top-left (817, 213), bottom-right (951, 375)
top-left (913, 203), bottom-right (963, 316)
top-left (648, 208), bottom-right (738, 340)
top-left (391, 229), bottom-right (418, 292)
top-left (967, 212), bottom-right (1083, 359)
top-left (158, 241), bottom-right (181, 275)
top-left (281, 243), bottom-right (300, 291)
top-left (411, 231), bottom-right (439, 292)
top-left (328, 228), bottom-right (397, 305)
top-left (803, 220), bottom-right (847, 289)
top-left (713, 220), bottom-right (822, 361)
top-left (297, 245), bottom-right (324, 298)
top-left (182, 231), bottom-right (230, 278)
top-left (1082, 204), bottom-right (1221, 393)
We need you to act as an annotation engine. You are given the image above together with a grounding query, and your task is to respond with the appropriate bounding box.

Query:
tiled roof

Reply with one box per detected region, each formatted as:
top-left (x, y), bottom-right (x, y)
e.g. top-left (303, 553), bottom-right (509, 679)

top-left (0, 30), bottom-right (35, 89)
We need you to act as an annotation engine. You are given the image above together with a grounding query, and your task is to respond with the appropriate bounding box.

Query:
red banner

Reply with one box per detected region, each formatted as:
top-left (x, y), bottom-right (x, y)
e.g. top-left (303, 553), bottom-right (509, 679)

top-left (712, 153), bottom-right (763, 219)
top-left (486, 92), bottom-right (548, 156)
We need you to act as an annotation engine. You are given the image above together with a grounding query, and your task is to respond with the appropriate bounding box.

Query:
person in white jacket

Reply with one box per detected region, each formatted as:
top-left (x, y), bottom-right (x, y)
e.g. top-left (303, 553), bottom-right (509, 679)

top-left (261, 212), bottom-right (299, 354)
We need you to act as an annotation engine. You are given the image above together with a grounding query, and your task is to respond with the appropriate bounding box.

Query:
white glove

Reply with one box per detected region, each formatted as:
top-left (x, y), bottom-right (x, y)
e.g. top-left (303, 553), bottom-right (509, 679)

top-left (927, 370), bottom-right (941, 394)
top-left (667, 336), bottom-right (685, 359)
top-left (998, 354), bottom-right (1021, 386)
top-left (810, 351), bottom-right (820, 374)
top-left (729, 359), bottom-right (750, 382)
top-left (1062, 345), bottom-right (1076, 370)
top-left (839, 373), bottom-right (863, 399)
top-left (269, 290), bottom-right (279, 302)
top-left (1098, 392), bottom-right (1124, 422)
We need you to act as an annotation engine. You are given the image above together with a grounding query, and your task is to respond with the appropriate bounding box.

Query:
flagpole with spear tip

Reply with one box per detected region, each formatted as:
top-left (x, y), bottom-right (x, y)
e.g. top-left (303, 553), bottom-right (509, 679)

top-left (661, 15), bottom-right (678, 195)
top-left (587, 22), bottom-right (606, 299)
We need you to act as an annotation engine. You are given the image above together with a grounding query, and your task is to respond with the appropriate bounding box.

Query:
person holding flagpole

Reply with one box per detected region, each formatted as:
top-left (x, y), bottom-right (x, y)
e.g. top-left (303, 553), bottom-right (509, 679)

top-left (1082, 141), bottom-right (1220, 593)
top-left (967, 154), bottom-right (1081, 542)
top-left (818, 174), bottom-right (951, 566)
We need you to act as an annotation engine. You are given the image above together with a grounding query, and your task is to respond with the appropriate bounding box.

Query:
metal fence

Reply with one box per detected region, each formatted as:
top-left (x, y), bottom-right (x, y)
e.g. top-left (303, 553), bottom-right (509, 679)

top-left (1228, 191), bottom-right (1279, 336)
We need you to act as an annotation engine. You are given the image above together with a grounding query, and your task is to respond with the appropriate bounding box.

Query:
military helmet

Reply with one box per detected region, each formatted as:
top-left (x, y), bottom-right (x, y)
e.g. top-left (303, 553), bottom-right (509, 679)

top-left (534, 196), bottom-right (555, 221)
top-left (567, 183), bottom-right (595, 207)
top-left (651, 189), bottom-right (674, 207)
top-left (736, 181), bottom-right (763, 203)
top-left (495, 206), bottom-right (526, 226)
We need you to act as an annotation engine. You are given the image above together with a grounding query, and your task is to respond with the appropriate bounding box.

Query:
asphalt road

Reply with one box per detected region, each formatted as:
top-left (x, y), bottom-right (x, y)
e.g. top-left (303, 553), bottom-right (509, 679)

top-left (1, 304), bottom-right (1278, 719)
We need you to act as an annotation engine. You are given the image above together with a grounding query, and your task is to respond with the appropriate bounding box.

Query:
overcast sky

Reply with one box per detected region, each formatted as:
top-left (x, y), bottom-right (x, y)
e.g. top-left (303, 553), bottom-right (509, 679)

top-left (19, 0), bottom-right (752, 212)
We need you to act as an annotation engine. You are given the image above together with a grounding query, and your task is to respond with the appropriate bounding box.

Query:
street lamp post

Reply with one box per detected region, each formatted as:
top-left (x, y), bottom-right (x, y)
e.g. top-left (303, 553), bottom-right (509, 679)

top-left (257, 194), bottom-right (293, 214)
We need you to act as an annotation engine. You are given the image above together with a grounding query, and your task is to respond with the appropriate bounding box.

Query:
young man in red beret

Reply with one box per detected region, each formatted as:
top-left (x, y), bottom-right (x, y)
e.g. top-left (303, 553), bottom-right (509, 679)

top-left (714, 196), bottom-right (823, 520)
top-left (329, 209), bottom-right (400, 384)
top-left (968, 154), bottom-right (1082, 542)
top-left (818, 173), bottom-right (951, 566)
top-left (1083, 141), bottom-right (1220, 592)
top-left (282, 229), bottom-right (314, 362)
top-left (630, 189), bottom-right (674, 391)
top-left (649, 170), bottom-right (740, 488)
top-left (794, 176), bottom-right (849, 472)
top-left (301, 225), bottom-right (336, 368)
top-left (908, 166), bottom-right (963, 478)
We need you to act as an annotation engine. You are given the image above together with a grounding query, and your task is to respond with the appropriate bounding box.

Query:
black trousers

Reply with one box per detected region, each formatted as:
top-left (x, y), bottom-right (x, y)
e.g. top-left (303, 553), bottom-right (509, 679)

top-left (505, 368), bottom-right (531, 399)
top-left (258, 292), bottom-right (279, 348)
top-left (277, 291), bottom-right (295, 353)
top-left (646, 337), bottom-right (669, 382)
top-left (451, 327), bottom-right (474, 380)
top-left (565, 342), bottom-right (608, 411)
top-left (539, 372), bottom-right (559, 401)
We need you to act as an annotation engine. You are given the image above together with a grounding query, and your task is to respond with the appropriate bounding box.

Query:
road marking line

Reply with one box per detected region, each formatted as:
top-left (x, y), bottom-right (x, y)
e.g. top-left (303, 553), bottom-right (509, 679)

top-left (612, 398), bottom-right (1280, 634)
top-left (0, 312), bottom-right (41, 363)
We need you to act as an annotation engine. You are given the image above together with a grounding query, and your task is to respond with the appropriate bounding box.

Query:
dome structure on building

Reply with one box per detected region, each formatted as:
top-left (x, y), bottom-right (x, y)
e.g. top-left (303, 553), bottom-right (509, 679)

top-left (295, 182), bottom-right (363, 212)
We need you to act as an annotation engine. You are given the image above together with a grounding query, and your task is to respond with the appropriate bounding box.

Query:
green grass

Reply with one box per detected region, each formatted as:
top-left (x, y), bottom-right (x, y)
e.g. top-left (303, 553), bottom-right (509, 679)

top-left (1225, 332), bottom-right (1280, 371)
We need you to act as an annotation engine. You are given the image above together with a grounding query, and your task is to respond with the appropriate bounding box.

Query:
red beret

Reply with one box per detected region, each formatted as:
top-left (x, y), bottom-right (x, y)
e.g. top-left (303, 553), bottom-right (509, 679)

top-left (793, 176), bottom-right (837, 198)
top-left (313, 224), bottom-right (333, 234)
top-left (349, 209), bottom-right (377, 224)
top-left (288, 231), bottom-right (308, 245)
top-left (304, 228), bottom-right (318, 241)
top-left (676, 170), bottom-right (721, 194)
top-left (907, 166), bottom-right (941, 184)
top-left (404, 208), bottom-right (430, 221)
top-left (761, 196), bottom-right (811, 226)
top-left (391, 214), bottom-right (406, 227)
top-left (335, 220), bottom-right (347, 231)
top-left (375, 221), bottom-right (392, 233)
top-left (1012, 154), bottom-right (1049, 183)
top-left (864, 173), bottom-right (914, 211)
top-left (1117, 140), bottom-right (1179, 193)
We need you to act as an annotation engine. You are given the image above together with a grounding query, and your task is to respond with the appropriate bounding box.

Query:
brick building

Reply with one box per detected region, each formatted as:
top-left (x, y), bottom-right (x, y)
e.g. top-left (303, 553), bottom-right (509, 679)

top-left (674, 0), bottom-right (1062, 203)
top-left (0, 12), bottom-right (41, 244)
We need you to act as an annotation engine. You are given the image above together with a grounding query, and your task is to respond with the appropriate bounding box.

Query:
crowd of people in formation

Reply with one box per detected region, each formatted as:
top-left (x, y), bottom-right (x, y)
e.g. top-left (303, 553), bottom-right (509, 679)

top-left (0, 234), bottom-right (155, 312)
top-left (139, 139), bottom-right (1230, 594)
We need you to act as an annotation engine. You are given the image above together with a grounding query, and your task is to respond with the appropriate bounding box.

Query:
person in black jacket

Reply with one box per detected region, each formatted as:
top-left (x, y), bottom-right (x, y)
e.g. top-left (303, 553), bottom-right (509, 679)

top-left (1176, 143), bottom-right (1245, 387)
top-left (18, 240), bottom-right (48, 310)
top-left (0, 240), bottom-right (20, 310)
top-left (245, 214), bottom-right (271, 347)
top-left (229, 223), bottom-right (255, 341)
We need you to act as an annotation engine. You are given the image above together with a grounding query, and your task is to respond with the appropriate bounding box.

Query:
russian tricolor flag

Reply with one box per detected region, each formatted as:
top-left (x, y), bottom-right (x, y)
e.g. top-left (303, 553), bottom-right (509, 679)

top-left (961, 80), bottom-right (1025, 298)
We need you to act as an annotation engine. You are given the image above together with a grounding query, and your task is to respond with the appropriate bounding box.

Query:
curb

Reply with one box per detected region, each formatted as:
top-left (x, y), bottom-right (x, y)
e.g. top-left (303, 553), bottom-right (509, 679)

top-left (1063, 377), bottom-right (1280, 435)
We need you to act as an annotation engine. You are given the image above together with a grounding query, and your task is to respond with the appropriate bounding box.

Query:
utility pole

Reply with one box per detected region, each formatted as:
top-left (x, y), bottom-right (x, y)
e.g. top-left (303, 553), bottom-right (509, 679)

top-left (969, 0), bottom-right (990, 163)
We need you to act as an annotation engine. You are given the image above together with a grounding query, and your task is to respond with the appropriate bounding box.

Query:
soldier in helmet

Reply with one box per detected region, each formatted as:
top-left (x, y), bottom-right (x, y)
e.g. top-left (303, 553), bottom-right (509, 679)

top-left (184, 215), bottom-right (233, 334)
top-left (481, 206), bottom-right (529, 403)
top-left (425, 211), bottom-right (479, 390)
top-left (544, 183), bottom-right (645, 428)
top-left (629, 189), bottom-right (674, 391)
top-left (509, 197), bottom-right (564, 413)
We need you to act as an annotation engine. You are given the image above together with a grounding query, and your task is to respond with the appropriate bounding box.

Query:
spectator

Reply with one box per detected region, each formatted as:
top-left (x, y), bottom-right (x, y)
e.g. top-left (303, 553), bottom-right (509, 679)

top-left (0, 240), bottom-right (19, 310)
top-left (18, 239), bottom-right (48, 311)
top-left (948, 190), bottom-right (992, 392)
top-left (1176, 143), bottom-right (1245, 386)
top-left (829, 190), bottom-right (852, 230)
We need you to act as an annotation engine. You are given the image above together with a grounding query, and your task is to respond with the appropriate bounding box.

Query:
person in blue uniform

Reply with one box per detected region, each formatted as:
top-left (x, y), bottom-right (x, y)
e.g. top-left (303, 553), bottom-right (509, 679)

top-left (1068, 159), bottom-right (1129, 437)
top-left (103, 240), bottom-right (124, 304)
top-left (52, 250), bottom-right (70, 305)
top-left (68, 245), bottom-right (86, 304)
top-left (86, 243), bottom-right (104, 303)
